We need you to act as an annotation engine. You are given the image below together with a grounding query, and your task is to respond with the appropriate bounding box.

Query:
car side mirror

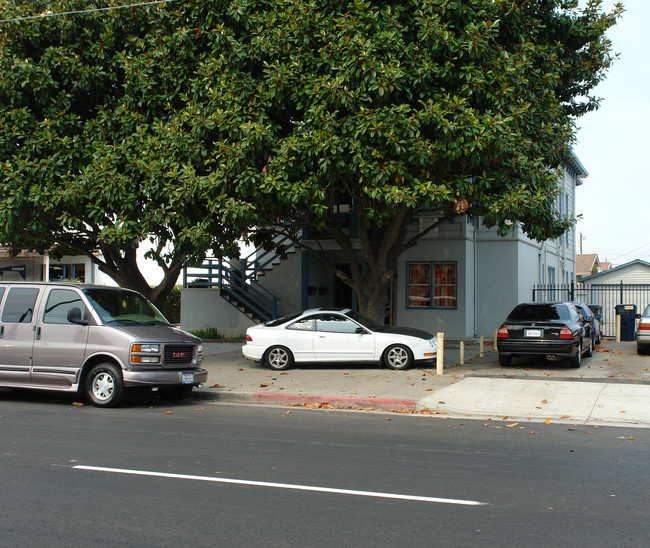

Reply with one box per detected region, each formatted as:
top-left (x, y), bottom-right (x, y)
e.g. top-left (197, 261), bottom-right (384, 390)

top-left (67, 307), bottom-right (89, 326)
top-left (584, 315), bottom-right (594, 322)
top-left (355, 327), bottom-right (368, 335)
top-left (635, 313), bottom-right (641, 319)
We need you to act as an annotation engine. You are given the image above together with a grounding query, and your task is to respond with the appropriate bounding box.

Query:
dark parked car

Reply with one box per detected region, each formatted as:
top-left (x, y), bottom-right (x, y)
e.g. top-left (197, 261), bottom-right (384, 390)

top-left (572, 302), bottom-right (602, 345)
top-left (497, 302), bottom-right (593, 368)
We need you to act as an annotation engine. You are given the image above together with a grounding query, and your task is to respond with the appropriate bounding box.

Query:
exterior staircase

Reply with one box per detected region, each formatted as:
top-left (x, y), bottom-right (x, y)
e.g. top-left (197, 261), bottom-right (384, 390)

top-left (182, 236), bottom-right (296, 323)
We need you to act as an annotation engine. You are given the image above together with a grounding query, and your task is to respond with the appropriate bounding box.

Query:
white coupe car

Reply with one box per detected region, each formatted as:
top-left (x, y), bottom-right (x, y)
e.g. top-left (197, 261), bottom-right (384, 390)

top-left (242, 308), bottom-right (437, 371)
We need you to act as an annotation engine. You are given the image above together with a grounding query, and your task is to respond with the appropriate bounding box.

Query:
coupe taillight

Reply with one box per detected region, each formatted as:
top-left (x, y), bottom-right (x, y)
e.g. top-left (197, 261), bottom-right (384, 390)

top-left (559, 327), bottom-right (574, 340)
top-left (639, 322), bottom-right (650, 331)
top-left (497, 326), bottom-right (509, 338)
top-left (246, 334), bottom-right (253, 342)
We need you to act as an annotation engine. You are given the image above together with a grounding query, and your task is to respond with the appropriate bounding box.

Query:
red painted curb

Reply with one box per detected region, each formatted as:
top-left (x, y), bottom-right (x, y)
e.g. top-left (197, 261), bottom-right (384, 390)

top-left (252, 393), bottom-right (417, 411)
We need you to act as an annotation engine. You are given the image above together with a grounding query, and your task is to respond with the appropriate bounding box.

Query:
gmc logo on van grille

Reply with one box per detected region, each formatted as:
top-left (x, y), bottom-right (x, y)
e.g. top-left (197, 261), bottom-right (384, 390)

top-left (164, 345), bottom-right (193, 364)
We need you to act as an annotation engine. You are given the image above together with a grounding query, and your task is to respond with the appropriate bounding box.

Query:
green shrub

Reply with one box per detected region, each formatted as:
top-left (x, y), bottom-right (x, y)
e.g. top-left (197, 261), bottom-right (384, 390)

top-left (160, 286), bottom-right (181, 324)
top-left (188, 327), bottom-right (219, 340)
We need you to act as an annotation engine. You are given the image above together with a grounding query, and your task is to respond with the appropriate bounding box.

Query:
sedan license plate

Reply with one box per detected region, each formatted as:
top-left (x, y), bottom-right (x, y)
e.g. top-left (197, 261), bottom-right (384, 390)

top-left (524, 328), bottom-right (543, 338)
top-left (182, 372), bottom-right (194, 385)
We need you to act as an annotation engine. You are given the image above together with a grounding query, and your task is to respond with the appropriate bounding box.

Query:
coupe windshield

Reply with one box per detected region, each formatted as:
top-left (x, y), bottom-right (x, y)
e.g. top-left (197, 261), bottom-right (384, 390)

top-left (83, 288), bottom-right (169, 325)
top-left (345, 310), bottom-right (385, 331)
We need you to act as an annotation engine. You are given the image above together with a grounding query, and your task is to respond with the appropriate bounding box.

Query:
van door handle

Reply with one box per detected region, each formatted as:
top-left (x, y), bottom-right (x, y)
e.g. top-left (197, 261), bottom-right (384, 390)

top-left (36, 326), bottom-right (41, 340)
top-left (0, 325), bottom-right (3, 338)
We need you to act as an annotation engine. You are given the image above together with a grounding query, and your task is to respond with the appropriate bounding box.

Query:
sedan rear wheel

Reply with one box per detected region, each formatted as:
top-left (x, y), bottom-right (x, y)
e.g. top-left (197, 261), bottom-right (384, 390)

top-left (569, 341), bottom-right (582, 368)
top-left (383, 344), bottom-right (413, 370)
top-left (585, 336), bottom-right (594, 358)
top-left (265, 346), bottom-right (294, 371)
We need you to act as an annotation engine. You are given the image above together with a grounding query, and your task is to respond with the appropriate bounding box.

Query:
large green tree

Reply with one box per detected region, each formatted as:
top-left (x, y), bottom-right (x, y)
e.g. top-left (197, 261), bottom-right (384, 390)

top-left (0, 0), bottom-right (246, 307)
top-left (0, 0), bottom-right (621, 320)
top-left (180, 0), bottom-right (622, 319)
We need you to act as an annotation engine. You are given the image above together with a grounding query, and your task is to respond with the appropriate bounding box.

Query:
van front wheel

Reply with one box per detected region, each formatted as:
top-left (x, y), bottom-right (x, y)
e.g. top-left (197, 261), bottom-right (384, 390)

top-left (86, 363), bottom-right (125, 408)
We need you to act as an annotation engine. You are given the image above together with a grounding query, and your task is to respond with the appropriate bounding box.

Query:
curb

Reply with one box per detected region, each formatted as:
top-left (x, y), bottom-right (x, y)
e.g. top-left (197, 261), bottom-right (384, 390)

top-left (195, 389), bottom-right (417, 411)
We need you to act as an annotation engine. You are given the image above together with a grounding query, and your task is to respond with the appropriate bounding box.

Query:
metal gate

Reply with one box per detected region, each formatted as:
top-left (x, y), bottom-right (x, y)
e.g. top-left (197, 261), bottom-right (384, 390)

top-left (532, 282), bottom-right (650, 338)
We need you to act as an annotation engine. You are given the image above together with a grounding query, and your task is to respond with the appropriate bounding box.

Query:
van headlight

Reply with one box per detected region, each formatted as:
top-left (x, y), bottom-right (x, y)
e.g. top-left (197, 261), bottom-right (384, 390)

top-left (132, 344), bottom-right (160, 353)
top-left (131, 343), bottom-right (161, 364)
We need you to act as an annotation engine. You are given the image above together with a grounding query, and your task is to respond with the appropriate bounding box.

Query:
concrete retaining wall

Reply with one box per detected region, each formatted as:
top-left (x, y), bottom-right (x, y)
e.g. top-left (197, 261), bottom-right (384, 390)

top-left (180, 288), bottom-right (255, 338)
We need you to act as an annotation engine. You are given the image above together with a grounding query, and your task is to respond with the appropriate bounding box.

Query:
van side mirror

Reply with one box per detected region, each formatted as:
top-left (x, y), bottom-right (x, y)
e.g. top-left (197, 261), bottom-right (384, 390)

top-left (67, 307), bottom-right (89, 326)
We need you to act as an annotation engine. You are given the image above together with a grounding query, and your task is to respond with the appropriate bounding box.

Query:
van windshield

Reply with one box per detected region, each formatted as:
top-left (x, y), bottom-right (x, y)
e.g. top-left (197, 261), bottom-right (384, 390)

top-left (83, 288), bottom-right (169, 325)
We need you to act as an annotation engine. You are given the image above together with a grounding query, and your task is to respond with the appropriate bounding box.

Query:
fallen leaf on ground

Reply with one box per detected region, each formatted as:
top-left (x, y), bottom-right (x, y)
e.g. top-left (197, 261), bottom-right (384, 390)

top-left (506, 422), bottom-right (519, 427)
top-left (544, 419), bottom-right (552, 424)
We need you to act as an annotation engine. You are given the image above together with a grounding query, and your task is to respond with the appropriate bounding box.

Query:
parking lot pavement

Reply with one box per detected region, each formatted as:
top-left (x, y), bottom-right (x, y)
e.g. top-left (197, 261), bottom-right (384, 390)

top-left (196, 339), bottom-right (650, 427)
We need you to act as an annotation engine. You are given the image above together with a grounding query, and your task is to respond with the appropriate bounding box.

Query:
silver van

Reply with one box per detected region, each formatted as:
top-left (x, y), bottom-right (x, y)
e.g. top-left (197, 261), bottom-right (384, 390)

top-left (0, 282), bottom-right (206, 407)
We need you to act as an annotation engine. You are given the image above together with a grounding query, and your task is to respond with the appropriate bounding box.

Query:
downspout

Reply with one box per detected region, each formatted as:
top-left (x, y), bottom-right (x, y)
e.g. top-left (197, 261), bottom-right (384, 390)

top-left (473, 217), bottom-right (477, 337)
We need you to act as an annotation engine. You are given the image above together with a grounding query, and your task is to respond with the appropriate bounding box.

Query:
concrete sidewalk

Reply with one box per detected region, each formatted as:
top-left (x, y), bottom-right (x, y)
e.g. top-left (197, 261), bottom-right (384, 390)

top-left (194, 339), bottom-right (650, 429)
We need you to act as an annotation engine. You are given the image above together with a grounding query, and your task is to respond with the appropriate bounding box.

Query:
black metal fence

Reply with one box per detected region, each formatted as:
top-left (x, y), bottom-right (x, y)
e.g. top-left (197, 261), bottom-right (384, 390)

top-left (532, 282), bottom-right (650, 337)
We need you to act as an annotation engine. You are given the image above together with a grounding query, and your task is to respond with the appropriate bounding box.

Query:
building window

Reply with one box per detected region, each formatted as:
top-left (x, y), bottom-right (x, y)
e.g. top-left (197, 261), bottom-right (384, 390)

top-left (407, 262), bottom-right (457, 309)
top-left (49, 263), bottom-right (86, 282)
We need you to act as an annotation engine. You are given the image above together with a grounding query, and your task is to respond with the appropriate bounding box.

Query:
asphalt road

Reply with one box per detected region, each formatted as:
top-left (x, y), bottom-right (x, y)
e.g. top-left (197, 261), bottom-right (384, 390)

top-left (1, 392), bottom-right (649, 547)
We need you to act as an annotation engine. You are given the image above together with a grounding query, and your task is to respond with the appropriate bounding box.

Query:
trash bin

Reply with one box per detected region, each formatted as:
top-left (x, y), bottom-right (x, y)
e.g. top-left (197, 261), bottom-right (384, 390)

top-left (588, 304), bottom-right (602, 322)
top-left (615, 304), bottom-right (637, 341)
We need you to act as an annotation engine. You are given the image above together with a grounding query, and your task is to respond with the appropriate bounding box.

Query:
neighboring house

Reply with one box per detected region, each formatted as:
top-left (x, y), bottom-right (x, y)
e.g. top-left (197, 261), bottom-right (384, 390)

top-left (0, 248), bottom-right (106, 283)
top-left (181, 152), bottom-right (587, 339)
top-left (579, 259), bottom-right (650, 287)
top-left (576, 259), bottom-right (650, 336)
top-left (576, 253), bottom-right (600, 281)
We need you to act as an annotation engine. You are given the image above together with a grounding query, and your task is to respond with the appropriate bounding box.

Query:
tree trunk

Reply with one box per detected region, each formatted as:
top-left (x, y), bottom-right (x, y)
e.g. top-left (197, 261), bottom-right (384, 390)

top-left (90, 244), bottom-right (182, 311)
top-left (353, 268), bottom-right (393, 324)
top-left (317, 206), bottom-right (410, 324)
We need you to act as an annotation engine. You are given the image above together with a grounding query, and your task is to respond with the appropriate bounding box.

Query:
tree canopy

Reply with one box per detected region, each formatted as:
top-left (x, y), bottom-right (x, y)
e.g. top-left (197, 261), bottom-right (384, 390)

top-left (178, 0), bottom-right (622, 318)
top-left (0, 0), bottom-right (622, 318)
top-left (0, 0), bottom-right (247, 306)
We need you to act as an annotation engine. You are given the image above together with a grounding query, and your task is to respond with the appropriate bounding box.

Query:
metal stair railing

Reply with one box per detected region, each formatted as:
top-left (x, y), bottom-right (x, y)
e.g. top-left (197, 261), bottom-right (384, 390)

top-left (220, 262), bottom-right (277, 322)
top-left (243, 235), bottom-right (296, 281)
top-left (183, 237), bottom-right (295, 322)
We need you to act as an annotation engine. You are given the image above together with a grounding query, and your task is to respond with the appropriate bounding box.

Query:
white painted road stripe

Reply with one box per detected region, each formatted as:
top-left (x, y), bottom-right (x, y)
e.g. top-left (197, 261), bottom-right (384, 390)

top-left (73, 465), bottom-right (488, 506)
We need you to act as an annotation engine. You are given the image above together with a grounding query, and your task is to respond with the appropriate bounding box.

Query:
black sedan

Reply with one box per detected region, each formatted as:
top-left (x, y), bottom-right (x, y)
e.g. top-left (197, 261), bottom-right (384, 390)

top-left (497, 302), bottom-right (593, 368)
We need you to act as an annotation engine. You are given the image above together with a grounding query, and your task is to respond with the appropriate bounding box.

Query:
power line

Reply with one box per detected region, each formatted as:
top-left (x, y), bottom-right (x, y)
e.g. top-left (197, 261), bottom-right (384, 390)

top-left (609, 241), bottom-right (650, 263)
top-left (0, 0), bottom-right (177, 24)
